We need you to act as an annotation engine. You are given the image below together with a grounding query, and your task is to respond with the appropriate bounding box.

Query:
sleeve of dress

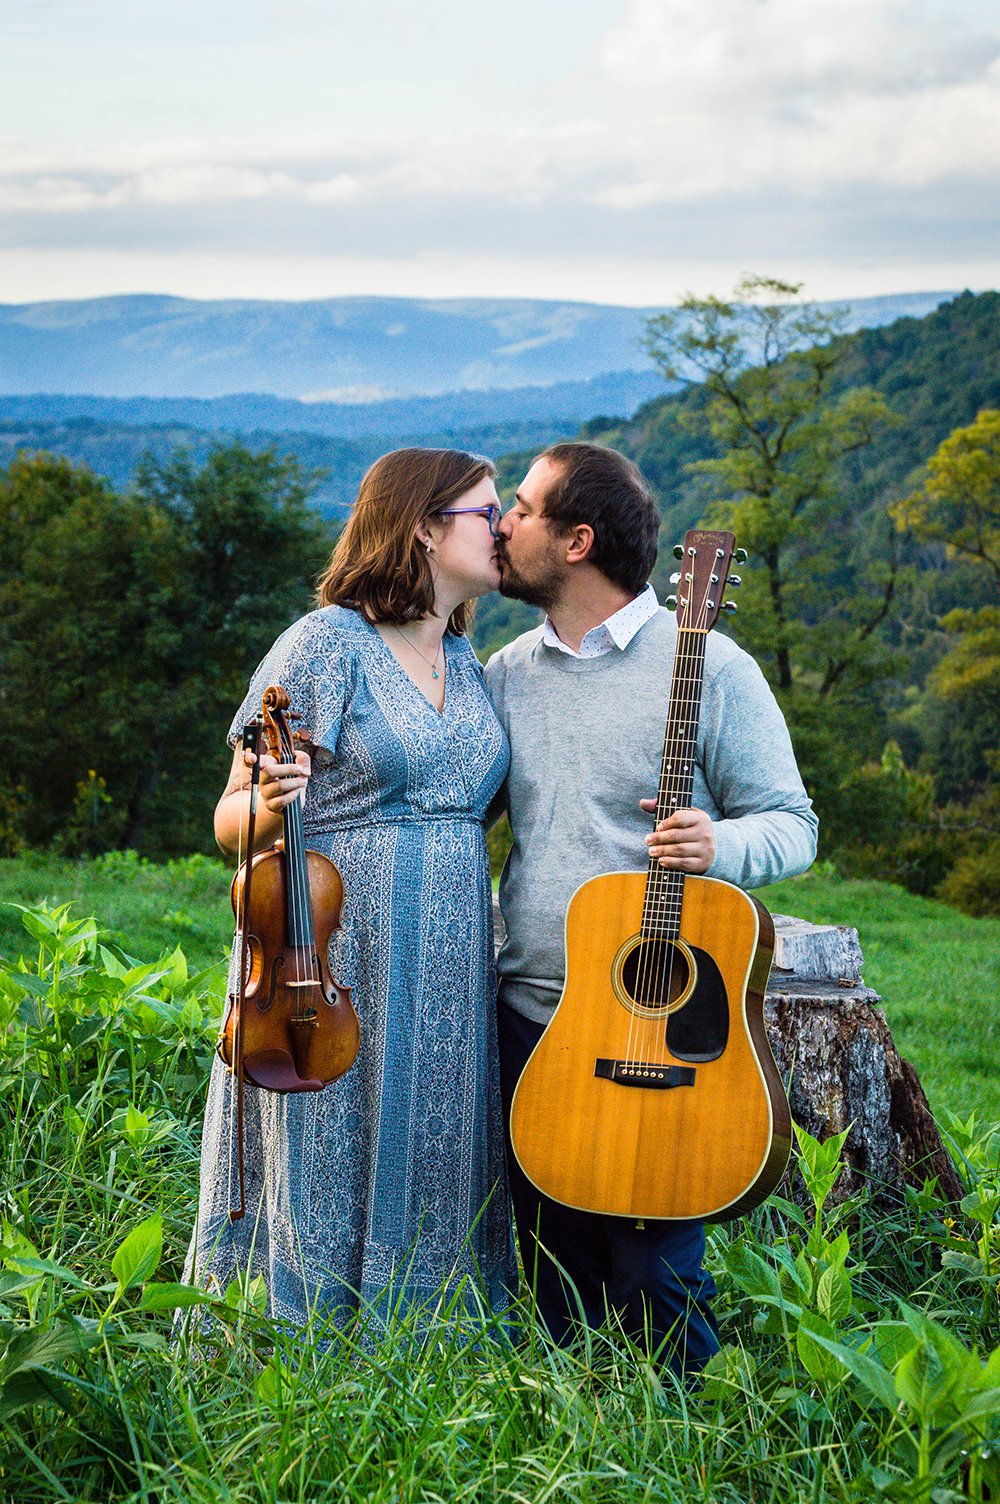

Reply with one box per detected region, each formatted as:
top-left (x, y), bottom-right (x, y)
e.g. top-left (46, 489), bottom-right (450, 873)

top-left (699, 653), bottom-right (819, 889)
top-left (226, 611), bottom-right (350, 761)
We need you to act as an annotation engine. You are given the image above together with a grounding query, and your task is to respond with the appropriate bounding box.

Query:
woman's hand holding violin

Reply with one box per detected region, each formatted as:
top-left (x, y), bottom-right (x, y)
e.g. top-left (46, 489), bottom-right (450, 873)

top-left (215, 736), bottom-right (312, 861)
top-left (252, 748), bottom-right (312, 815)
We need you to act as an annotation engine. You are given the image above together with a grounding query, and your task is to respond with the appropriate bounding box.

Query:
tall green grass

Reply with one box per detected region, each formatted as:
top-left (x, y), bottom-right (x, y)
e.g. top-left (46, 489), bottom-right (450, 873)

top-left (3, 852), bottom-right (994, 1117)
top-left (0, 895), bottom-right (997, 1503)
top-left (757, 868), bottom-right (1000, 1122)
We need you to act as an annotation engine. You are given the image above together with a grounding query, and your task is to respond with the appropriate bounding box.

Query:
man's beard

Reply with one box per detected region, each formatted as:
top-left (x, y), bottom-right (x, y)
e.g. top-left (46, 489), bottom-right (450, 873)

top-left (497, 550), bottom-right (561, 613)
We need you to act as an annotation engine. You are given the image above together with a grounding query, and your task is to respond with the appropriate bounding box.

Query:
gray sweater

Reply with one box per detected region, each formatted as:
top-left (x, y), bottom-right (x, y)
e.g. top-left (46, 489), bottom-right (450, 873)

top-left (484, 609), bottom-right (818, 1023)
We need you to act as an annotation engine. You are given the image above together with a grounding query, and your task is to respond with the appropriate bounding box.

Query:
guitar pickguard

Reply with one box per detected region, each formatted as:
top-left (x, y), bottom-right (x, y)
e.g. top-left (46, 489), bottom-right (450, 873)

top-left (665, 945), bottom-right (729, 1062)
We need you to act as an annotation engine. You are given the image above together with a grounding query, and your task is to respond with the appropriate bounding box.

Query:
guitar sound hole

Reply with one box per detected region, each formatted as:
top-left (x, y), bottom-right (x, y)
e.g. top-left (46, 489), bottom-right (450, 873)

top-left (620, 940), bottom-right (690, 1011)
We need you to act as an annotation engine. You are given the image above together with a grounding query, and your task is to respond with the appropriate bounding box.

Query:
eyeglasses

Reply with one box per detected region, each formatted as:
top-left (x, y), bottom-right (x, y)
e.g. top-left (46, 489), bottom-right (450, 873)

top-left (436, 504), bottom-right (501, 538)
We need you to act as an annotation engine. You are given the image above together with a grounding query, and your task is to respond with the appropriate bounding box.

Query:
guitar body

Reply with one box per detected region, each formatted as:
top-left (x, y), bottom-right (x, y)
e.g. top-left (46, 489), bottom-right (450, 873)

top-left (510, 870), bottom-right (791, 1222)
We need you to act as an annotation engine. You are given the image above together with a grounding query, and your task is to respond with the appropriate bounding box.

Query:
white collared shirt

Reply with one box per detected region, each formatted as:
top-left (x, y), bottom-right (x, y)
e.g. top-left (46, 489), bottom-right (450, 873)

top-left (541, 582), bottom-right (660, 658)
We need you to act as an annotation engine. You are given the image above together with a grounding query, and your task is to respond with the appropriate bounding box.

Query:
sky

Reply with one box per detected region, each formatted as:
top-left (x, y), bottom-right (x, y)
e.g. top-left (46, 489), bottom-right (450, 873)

top-left (2, 0), bottom-right (999, 307)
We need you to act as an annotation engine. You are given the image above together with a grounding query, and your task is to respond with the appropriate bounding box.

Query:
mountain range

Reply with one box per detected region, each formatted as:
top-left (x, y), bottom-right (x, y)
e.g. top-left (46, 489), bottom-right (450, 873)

top-left (0, 291), bottom-right (954, 401)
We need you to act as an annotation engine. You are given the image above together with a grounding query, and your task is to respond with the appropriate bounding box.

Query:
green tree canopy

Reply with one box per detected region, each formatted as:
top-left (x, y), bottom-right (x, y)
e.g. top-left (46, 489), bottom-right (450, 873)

top-left (892, 408), bottom-right (1000, 583)
top-left (644, 276), bottom-right (899, 702)
top-left (892, 411), bottom-right (1000, 799)
top-left (0, 445), bottom-right (336, 857)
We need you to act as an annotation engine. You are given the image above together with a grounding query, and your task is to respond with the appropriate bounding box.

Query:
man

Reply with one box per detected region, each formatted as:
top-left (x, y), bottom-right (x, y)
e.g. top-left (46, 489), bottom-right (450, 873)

top-left (484, 442), bottom-right (818, 1378)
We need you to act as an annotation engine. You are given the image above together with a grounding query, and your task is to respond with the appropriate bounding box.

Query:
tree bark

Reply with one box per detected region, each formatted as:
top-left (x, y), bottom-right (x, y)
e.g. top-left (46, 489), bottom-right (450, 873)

top-left (765, 913), bottom-right (963, 1206)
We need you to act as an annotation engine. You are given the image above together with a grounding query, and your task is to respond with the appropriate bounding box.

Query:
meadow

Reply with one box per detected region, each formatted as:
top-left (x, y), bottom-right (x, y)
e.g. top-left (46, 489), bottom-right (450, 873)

top-left (0, 857), bottom-right (997, 1502)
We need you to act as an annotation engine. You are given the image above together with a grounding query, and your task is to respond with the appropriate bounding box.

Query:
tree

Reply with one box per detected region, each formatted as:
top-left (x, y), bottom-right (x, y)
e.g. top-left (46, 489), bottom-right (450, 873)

top-left (644, 276), bottom-right (899, 702)
top-left (892, 408), bottom-right (1000, 585)
top-left (0, 445), bottom-right (337, 857)
top-left (891, 411), bottom-right (1000, 799)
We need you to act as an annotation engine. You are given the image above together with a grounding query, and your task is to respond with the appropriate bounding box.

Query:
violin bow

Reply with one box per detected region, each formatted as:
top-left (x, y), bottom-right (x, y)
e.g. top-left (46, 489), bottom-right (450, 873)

top-left (229, 716), bottom-right (263, 1224)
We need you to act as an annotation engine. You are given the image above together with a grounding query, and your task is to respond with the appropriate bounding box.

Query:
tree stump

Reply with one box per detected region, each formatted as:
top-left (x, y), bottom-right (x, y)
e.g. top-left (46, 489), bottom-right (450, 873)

top-left (766, 914), bottom-right (962, 1207)
top-left (493, 901), bottom-right (963, 1207)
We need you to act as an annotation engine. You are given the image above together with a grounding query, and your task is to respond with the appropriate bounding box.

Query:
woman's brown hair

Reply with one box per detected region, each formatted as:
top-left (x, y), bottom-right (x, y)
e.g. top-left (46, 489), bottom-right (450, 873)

top-left (317, 448), bottom-right (496, 635)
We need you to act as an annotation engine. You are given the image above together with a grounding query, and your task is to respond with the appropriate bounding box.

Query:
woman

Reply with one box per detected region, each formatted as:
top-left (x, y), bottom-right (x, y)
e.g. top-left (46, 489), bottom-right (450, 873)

top-left (185, 449), bottom-right (516, 1330)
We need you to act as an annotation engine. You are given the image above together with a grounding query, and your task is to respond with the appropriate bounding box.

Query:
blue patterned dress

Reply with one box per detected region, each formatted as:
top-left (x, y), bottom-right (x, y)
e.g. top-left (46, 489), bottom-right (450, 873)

top-left (185, 605), bottom-right (516, 1326)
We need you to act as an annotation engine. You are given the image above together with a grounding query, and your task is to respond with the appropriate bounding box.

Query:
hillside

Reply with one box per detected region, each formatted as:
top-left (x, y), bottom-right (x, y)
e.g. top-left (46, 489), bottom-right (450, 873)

top-left (602, 290), bottom-right (1000, 593)
top-left (472, 289), bottom-right (1000, 656)
top-left (0, 371), bottom-right (665, 441)
top-left (0, 404), bottom-right (637, 518)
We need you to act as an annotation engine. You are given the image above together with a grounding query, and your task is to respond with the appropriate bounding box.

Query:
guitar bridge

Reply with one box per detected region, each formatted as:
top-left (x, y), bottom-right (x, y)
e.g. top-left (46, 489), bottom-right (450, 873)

top-left (594, 1059), bottom-right (696, 1089)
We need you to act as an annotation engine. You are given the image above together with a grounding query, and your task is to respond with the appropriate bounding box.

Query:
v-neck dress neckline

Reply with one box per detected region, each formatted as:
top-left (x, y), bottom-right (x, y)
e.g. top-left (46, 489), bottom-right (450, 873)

top-left (361, 616), bottom-right (451, 717)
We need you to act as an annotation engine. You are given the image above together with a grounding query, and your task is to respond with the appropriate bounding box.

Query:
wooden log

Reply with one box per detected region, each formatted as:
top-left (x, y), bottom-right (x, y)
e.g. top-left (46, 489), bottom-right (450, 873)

top-left (766, 914), bottom-right (963, 1207)
top-left (493, 901), bottom-right (963, 1207)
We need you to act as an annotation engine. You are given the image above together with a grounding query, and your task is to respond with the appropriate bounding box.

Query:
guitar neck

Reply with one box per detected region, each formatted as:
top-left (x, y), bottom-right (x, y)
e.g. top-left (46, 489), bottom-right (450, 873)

top-left (641, 625), bottom-right (708, 941)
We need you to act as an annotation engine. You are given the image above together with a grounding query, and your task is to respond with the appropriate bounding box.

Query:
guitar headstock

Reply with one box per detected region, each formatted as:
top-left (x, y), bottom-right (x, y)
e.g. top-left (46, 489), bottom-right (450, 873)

top-left (666, 530), bottom-right (745, 632)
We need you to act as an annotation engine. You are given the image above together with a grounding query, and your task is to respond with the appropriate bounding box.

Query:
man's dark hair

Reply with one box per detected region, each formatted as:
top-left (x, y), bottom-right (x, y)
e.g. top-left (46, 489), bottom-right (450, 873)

top-left (538, 443), bottom-right (658, 593)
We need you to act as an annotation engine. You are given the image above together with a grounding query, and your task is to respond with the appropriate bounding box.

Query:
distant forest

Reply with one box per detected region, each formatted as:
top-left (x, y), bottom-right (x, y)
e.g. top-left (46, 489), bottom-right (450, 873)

top-left (0, 372), bottom-right (665, 516)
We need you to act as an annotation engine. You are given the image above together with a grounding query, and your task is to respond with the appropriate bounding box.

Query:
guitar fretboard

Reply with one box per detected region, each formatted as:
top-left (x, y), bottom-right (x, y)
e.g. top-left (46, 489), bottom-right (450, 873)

top-left (641, 625), bottom-right (708, 940)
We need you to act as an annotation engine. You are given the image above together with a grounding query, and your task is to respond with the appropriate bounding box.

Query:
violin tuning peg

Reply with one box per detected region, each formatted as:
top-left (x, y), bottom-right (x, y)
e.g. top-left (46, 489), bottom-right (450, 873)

top-left (734, 548), bottom-right (748, 565)
top-left (673, 544), bottom-right (684, 559)
top-left (666, 595), bottom-right (678, 611)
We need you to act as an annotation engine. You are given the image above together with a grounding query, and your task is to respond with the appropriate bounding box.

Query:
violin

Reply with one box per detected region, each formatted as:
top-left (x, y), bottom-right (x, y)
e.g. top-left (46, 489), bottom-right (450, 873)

top-left (218, 684), bottom-right (360, 1221)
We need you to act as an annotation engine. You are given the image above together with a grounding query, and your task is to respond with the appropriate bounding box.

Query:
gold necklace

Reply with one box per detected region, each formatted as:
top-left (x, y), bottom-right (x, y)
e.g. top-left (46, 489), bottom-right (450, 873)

top-left (391, 625), bottom-right (443, 680)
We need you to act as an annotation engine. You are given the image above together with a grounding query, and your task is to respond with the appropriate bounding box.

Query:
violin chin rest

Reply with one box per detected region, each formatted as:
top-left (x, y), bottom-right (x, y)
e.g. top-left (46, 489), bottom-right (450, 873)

top-left (243, 1049), bottom-right (324, 1093)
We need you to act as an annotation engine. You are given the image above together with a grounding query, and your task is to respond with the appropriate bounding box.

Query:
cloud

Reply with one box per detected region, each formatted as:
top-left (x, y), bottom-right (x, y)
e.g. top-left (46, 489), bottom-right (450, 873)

top-left (598, 0), bottom-right (1000, 197)
top-left (0, 1), bottom-right (998, 301)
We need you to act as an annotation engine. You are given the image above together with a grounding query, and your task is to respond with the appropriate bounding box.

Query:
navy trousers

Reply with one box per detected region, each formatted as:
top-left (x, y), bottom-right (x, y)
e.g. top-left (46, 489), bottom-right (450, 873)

top-left (498, 999), bottom-right (721, 1379)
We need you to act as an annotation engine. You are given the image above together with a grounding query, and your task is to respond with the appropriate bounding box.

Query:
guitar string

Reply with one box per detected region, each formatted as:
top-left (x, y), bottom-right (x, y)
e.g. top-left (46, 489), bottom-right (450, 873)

top-left (628, 608), bottom-right (696, 1069)
top-left (639, 592), bottom-right (696, 1070)
top-left (630, 578), bottom-right (691, 1070)
top-left (632, 556), bottom-right (700, 1070)
top-left (650, 558), bottom-right (714, 1067)
top-left (636, 551), bottom-right (715, 1073)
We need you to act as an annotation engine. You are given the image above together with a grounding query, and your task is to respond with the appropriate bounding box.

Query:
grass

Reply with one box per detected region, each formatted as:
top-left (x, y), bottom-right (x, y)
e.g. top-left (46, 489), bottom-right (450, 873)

top-left (0, 848), bottom-right (233, 973)
top-left (2, 850), bottom-right (997, 1119)
top-left (0, 881), bottom-right (997, 1502)
top-left (756, 867), bottom-right (1000, 1122)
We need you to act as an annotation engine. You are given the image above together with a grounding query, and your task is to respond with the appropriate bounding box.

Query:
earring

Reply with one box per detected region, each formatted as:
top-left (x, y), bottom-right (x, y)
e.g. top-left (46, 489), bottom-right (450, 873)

top-left (424, 541), bottom-right (432, 552)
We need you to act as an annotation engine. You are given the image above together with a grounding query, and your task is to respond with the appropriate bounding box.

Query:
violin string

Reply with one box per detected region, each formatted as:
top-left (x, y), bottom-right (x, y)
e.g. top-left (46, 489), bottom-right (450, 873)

top-left (282, 717), bottom-right (308, 1021)
top-left (281, 713), bottom-right (319, 1025)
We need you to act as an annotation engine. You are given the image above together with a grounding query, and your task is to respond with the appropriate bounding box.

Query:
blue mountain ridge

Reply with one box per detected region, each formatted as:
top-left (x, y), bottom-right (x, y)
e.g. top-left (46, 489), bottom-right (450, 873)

top-left (0, 292), bottom-right (954, 401)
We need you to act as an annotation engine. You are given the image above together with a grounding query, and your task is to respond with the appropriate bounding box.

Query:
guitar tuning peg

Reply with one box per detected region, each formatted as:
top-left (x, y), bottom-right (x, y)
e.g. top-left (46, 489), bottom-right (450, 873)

top-left (666, 595), bottom-right (678, 611)
top-left (669, 571), bottom-right (681, 585)
top-left (721, 600), bottom-right (738, 614)
top-left (673, 544), bottom-right (684, 559)
top-left (734, 548), bottom-right (748, 565)
top-left (727, 574), bottom-right (742, 587)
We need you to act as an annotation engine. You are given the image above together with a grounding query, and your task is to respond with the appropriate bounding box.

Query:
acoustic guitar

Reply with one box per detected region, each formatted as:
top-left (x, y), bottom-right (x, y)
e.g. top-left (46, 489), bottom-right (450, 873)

top-left (509, 530), bottom-right (791, 1222)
